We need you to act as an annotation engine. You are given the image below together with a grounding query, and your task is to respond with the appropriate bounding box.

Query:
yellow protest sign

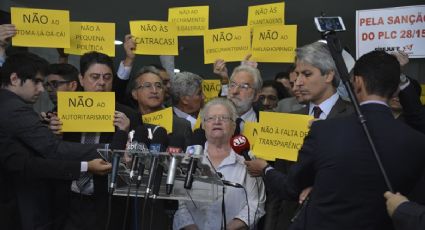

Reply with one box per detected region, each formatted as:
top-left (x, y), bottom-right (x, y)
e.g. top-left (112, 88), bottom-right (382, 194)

top-left (168, 6), bottom-right (209, 36)
top-left (11, 7), bottom-right (70, 48)
top-left (247, 2), bottom-right (285, 27)
top-left (242, 121), bottom-right (260, 150)
top-left (252, 112), bottom-right (312, 161)
top-left (204, 26), bottom-right (251, 64)
top-left (57, 92), bottom-right (115, 132)
top-left (129, 20), bottom-right (178, 55)
top-left (202, 80), bottom-right (221, 103)
top-left (142, 107), bottom-right (173, 134)
top-left (252, 25), bottom-right (297, 63)
top-left (193, 116), bottom-right (202, 131)
top-left (64, 22), bottom-right (115, 57)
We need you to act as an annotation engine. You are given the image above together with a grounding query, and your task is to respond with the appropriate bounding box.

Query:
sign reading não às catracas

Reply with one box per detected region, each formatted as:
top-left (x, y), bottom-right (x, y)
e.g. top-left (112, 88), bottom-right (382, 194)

top-left (11, 7), bottom-right (70, 48)
top-left (129, 20), bottom-right (178, 55)
top-left (58, 92), bottom-right (115, 132)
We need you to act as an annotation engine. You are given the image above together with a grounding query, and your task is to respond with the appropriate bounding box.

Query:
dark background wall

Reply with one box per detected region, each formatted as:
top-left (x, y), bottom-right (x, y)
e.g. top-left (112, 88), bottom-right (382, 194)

top-left (1, 0), bottom-right (424, 81)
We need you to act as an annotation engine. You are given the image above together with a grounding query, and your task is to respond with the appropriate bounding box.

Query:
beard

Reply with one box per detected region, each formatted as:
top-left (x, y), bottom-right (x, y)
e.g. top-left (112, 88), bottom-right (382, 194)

top-left (228, 94), bottom-right (255, 115)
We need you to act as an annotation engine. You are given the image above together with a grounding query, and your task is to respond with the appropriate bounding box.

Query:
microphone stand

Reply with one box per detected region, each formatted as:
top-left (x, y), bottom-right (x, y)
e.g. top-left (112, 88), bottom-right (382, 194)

top-left (324, 31), bottom-right (394, 192)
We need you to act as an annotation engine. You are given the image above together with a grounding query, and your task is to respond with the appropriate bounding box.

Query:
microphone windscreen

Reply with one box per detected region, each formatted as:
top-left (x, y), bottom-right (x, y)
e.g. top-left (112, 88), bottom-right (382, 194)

top-left (230, 135), bottom-right (250, 155)
top-left (151, 126), bottom-right (169, 152)
top-left (133, 125), bottom-right (150, 144)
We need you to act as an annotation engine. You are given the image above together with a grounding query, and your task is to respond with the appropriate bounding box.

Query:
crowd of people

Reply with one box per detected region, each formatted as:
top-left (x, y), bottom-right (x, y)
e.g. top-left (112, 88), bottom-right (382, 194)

top-left (1, 19), bottom-right (425, 230)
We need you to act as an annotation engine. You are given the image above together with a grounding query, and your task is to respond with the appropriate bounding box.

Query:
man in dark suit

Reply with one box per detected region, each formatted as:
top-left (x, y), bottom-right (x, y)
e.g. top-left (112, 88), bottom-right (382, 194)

top-left (264, 42), bottom-right (354, 230)
top-left (0, 52), bottom-right (118, 230)
top-left (246, 51), bottom-right (425, 230)
top-left (42, 52), bottom-right (141, 230)
top-left (128, 65), bottom-right (192, 148)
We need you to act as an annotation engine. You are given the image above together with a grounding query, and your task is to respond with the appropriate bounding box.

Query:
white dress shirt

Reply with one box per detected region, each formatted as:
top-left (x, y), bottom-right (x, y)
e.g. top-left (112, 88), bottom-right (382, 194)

top-left (308, 92), bottom-right (339, 120)
top-left (238, 107), bottom-right (257, 133)
top-left (173, 106), bottom-right (197, 129)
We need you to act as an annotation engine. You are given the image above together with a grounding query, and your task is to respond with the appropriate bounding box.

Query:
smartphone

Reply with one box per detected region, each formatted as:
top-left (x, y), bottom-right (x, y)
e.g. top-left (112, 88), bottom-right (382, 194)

top-left (314, 17), bottom-right (346, 32)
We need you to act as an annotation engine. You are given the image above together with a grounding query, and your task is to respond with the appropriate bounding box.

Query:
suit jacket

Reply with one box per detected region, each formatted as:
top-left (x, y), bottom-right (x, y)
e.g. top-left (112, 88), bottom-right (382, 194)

top-left (0, 89), bottom-right (109, 230)
top-left (392, 201), bottom-right (425, 230)
top-left (276, 97), bottom-right (304, 113)
top-left (399, 82), bottom-right (425, 134)
top-left (265, 103), bottom-right (425, 230)
top-left (60, 102), bottom-right (140, 230)
top-left (169, 115), bottom-right (192, 149)
top-left (292, 97), bottom-right (354, 119)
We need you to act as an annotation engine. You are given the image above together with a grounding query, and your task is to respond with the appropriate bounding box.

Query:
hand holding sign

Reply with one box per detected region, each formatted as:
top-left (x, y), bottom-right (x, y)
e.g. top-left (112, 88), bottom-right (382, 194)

top-left (123, 34), bottom-right (136, 66)
top-left (241, 54), bottom-right (258, 68)
top-left (213, 59), bottom-right (229, 80)
top-left (113, 111), bottom-right (130, 132)
top-left (0, 24), bottom-right (17, 48)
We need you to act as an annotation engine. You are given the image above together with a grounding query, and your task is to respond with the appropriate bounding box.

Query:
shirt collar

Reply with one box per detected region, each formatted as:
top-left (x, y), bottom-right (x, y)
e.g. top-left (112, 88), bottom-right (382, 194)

top-left (240, 107), bottom-right (256, 122)
top-left (359, 100), bottom-right (389, 107)
top-left (203, 142), bottom-right (238, 170)
top-left (308, 93), bottom-right (339, 119)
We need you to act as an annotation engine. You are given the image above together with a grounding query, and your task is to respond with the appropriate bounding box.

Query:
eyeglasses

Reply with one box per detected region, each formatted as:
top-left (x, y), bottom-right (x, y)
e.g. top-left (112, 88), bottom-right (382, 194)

top-left (44, 80), bottom-right (71, 89)
top-left (204, 115), bottom-right (234, 123)
top-left (229, 81), bottom-right (253, 91)
top-left (135, 82), bottom-right (164, 91)
top-left (259, 95), bottom-right (278, 102)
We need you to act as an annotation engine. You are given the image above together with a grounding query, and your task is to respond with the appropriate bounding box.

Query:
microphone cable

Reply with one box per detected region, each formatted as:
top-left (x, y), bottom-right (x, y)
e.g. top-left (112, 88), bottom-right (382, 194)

top-left (121, 176), bottom-right (134, 230)
top-left (105, 193), bottom-right (113, 230)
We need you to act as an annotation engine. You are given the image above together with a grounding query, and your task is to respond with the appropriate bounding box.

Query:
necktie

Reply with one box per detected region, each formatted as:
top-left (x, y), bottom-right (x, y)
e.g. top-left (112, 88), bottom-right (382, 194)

top-left (76, 133), bottom-right (97, 193)
top-left (234, 118), bottom-right (244, 135)
top-left (312, 106), bottom-right (322, 119)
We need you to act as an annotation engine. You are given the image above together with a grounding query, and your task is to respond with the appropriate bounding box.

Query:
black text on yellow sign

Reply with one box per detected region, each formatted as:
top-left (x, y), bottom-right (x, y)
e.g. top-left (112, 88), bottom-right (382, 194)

top-left (58, 92), bottom-right (115, 132)
top-left (129, 21), bottom-right (178, 55)
top-left (252, 25), bottom-right (297, 63)
top-left (203, 26), bottom-right (251, 64)
top-left (11, 7), bottom-right (70, 48)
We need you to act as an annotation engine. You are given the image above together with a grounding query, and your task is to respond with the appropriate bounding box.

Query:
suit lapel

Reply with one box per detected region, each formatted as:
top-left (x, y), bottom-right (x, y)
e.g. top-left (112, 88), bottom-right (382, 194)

top-left (328, 97), bottom-right (350, 119)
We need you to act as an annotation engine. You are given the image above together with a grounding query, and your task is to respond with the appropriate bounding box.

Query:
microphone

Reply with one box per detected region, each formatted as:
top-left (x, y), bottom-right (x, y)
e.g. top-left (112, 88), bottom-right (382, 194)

top-left (230, 134), bottom-right (251, 161)
top-left (166, 136), bottom-right (185, 195)
top-left (184, 129), bottom-right (205, 189)
top-left (146, 126), bottom-right (168, 196)
top-left (128, 126), bottom-right (149, 180)
top-left (109, 151), bottom-right (121, 194)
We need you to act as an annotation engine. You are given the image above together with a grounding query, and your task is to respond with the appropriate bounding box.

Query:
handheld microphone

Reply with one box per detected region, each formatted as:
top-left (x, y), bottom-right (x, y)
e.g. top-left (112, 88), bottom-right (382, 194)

top-left (146, 126), bottom-right (168, 196)
top-left (128, 126), bottom-right (149, 180)
top-left (230, 134), bottom-right (251, 161)
top-left (184, 129), bottom-right (205, 189)
top-left (166, 136), bottom-right (184, 195)
top-left (109, 151), bottom-right (121, 194)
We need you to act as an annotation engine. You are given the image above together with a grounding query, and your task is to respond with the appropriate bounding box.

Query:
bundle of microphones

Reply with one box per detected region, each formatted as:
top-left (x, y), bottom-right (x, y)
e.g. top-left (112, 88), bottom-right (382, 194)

top-left (109, 126), bottom-right (255, 197)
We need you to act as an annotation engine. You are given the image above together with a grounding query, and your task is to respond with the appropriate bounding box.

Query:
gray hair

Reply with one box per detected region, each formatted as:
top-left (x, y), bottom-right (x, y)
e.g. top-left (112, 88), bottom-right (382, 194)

top-left (230, 65), bottom-right (263, 92)
top-left (127, 65), bottom-right (162, 92)
top-left (296, 42), bottom-right (340, 87)
top-left (201, 97), bottom-right (238, 125)
top-left (170, 71), bottom-right (203, 105)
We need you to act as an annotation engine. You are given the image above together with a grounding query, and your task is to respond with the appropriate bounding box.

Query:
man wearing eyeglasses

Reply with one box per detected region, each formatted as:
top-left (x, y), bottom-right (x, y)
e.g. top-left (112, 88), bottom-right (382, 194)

top-left (44, 51), bottom-right (141, 230)
top-left (45, 63), bottom-right (80, 106)
top-left (129, 66), bottom-right (192, 148)
top-left (227, 65), bottom-right (263, 135)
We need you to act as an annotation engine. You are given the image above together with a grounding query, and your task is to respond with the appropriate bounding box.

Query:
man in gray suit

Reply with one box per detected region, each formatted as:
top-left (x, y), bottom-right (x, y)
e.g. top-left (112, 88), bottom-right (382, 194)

top-left (261, 41), bottom-right (354, 230)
